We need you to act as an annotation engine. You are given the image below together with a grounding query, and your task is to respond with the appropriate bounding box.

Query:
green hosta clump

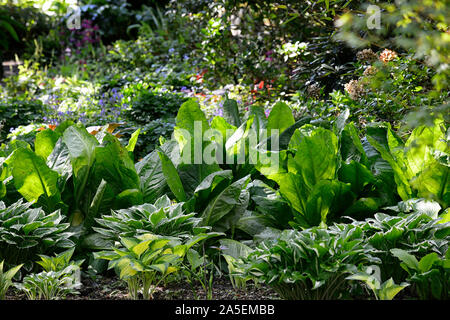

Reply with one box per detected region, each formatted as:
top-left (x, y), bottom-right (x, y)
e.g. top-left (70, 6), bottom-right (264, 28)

top-left (16, 249), bottom-right (82, 300)
top-left (391, 248), bottom-right (450, 300)
top-left (95, 233), bottom-right (199, 300)
top-left (93, 195), bottom-right (208, 244)
top-left (219, 239), bottom-right (255, 290)
top-left (0, 261), bottom-right (22, 300)
top-left (235, 225), bottom-right (380, 300)
top-left (17, 270), bottom-right (81, 300)
top-left (335, 202), bottom-right (450, 282)
top-left (0, 199), bottom-right (75, 272)
top-left (353, 210), bottom-right (448, 255)
top-left (346, 265), bottom-right (409, 300)
top-left (181, 249), bottom-right (215, 300)
top-left (36, 248), bottom-right (84, 273)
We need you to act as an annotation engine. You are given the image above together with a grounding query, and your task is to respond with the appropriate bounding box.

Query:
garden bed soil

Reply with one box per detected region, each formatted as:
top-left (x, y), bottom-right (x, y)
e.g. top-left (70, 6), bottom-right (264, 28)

top-left (5, 275), bottom-right (280, 300)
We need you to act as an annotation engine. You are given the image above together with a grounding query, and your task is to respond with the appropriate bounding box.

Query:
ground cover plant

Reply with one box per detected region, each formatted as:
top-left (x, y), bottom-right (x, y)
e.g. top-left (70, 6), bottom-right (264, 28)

top-left (0, 0), bottom-right (449, 302)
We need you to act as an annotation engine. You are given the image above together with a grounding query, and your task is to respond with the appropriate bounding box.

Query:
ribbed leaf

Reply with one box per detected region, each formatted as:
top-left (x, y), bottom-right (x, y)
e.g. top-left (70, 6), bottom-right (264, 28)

top-left (6, 148), bottom-right (61, 210)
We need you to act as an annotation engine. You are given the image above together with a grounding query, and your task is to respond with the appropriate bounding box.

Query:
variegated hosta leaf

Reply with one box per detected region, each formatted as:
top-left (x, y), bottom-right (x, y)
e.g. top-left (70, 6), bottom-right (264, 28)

top-left (0, 199), bottom-right (74, 267)
top-left (94, 195), bottom-right (208, 243)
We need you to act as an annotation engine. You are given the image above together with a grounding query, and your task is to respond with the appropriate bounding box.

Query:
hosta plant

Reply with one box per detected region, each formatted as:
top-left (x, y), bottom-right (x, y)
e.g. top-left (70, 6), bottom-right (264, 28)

top-left (235, 225), bottom-right (380, 300)
top-left (346, 265), bottom-right (409, 300)
top-left (93, 195), bottom-right (208, 245)
top-left (0, 199), bottom-right (75, 273)
top-left (94, 233), bottom-right (204, 299)
top-left (219, 239), bottom-right (255, 290)
top-left (335, 202), bottom-right (450, 282)
top-left (36, 248), bottom-right (84, 273)
top-left (181, 248), bottom-right (214, 300)
top-left (17, 269), bottom-right (81, 300)
top-left (391, 248), bottom-right (450, 299)
top-left (16, 248), bottom-right (82, 300)
top-left (0, 260), bottom-right (22, 300)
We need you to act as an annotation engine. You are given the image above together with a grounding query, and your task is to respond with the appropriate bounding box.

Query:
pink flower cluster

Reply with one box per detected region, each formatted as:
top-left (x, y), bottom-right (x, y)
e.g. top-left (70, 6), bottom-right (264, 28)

top-left (265, 50), bottom-right (274, 62)
top-left (73, 19), bottom-right (100, 47)
top-left (61, 19), bottom-right (101, 57)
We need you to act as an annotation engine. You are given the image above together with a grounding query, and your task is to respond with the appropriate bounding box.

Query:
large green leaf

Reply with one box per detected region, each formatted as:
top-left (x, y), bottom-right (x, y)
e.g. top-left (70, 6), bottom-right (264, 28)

top-left (418, 252), bottom-right (440, 273)
top-left (62, 125), bottom-right (99, 206)
top-left (267, 102), bottom-right (295, 136)
top-left (390, 248), bottom-right (419, 271)
top-left (235, 210), bottom-right (269, 237)
top-left (211, 116), bottom-right (237, 148)
top-left (194, 170), bottom-right (233, 194)
top-left (136, 142), bottom-right (176, 204)
top-left (6, 148), bottom-right (61, 211)
top-left (54, 120), bottom-right (75, 136)
top-left (270, 172), bottom-right (309, 215)
top-left (411, 162), bottom-right (449, 208)
top-left (405, 119), bottom-right (449, 207)
top-left (250, 180), bottom-right (292, 229)
top-left (222, 99), bottom-right (241, 127)
top-left (366, 134), bottom-right (412, 200)
top-left (35, 129), bottom-right (60, 161)
top-left (361, 136), bottom-right (398, 204)
top-left (200, 175), bottom-right (251, 228)
top-left (113, 188), bottom-right (144, 209)
top-left (366, 120), bottom-right (449, 205)
top-left (158, 149), bottom-right (186, 202)
top-left (340, 122), bottom-right (368, 165)
top-left (175, 99), bottom-right (209, 140)
top-left (344, 197), bottom-right (381, 219)
top-left (378, 278), bottom-right (409, 300)
top-left (254, 149), bottom-right (288, 179)
top-left (338, 160), bottom-right (375, 195)
top-left (288, 127), bottom-right (339, 189)
top-left (405, 118), bottom-right (447, 179)
top-left (225, 116), bottom-right (254, 161)
top-left (193, 170), bottom-right (233, 205)
top-left (174, 101), bottom-right (211, 164)
top-left (248, 105), bottom-right (267, 135)
top-left (178, 162), bottom-right (221, 198)
top-left (219, 238), bottom-right (253, 259)
top-left (214, 187), bottom-right (250, 234)
top-left (47, 139), bottom-right (72, 184)
top-left (277, 116), bottom-right (312, 150)
top-left (304, 180), bottom-right (353, 226)
top-left (63, 125), bottom-right (98, 178)
top-left (94, 134), bottom-right (140, 192)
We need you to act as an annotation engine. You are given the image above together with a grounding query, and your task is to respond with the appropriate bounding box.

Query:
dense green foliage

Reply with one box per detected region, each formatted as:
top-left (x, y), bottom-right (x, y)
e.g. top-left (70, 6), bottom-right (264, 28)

top-left (0, 260), bottom-right (22, 299)
top-left (236, 226), bottom-right (380, 299)
top-left (0, 200), bottom-right (74, 273)
top-left (16, 248), bottom-right (82, 300)
top-left (0, 0), bottom-right (448, 301)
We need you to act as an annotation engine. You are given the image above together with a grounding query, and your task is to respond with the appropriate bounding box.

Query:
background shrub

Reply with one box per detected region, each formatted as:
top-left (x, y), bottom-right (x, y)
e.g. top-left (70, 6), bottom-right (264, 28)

top-left (0, 99), bottom-right (44, 143)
